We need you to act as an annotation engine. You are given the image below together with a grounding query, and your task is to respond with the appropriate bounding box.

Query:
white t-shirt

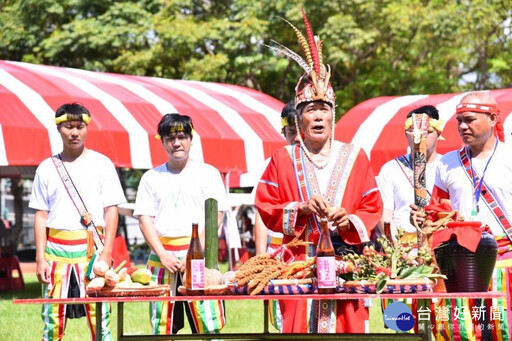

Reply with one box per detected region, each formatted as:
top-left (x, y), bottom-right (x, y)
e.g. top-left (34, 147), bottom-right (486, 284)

top-left (377, 154), bottom-right (441, 232)
top-left (29, 150), bottom-right (127, 230)
top-left (435, 142), bottom-right (512, 236)
top-left (133, 160), bottom-right (228, 237)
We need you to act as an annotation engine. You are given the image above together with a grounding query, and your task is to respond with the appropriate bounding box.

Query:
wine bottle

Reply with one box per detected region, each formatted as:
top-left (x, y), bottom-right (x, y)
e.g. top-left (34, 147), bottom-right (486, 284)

top-left (316, 217), bottom-right (336, 294)
top-left (185, 222), bottom-right (205, 295)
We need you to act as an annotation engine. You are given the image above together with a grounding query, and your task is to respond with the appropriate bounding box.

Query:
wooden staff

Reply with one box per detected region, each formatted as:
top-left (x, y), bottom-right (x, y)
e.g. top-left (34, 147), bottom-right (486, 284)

top-left (411, 113), bottom-right (430, 260)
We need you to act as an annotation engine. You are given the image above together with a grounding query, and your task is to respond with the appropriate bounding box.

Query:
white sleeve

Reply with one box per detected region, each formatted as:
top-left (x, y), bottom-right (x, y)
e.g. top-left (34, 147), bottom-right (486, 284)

top-left (434, 159), bottom-right (448, 192)
top-left (101, 159), bottom-right (126, 207)
top-left (377, 163), bottom-right (395, 211)
top-left (28, 170), bottom-right (49, 211)
top-left (204, 166), bottom-right (229, 212)
top-left (133, 171), bottom-right (157, 218)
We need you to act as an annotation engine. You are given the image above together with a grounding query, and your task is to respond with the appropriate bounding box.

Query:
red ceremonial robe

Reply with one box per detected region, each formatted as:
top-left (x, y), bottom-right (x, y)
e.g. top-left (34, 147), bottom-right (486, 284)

top-left (255, 141), bottom-right (383, 333)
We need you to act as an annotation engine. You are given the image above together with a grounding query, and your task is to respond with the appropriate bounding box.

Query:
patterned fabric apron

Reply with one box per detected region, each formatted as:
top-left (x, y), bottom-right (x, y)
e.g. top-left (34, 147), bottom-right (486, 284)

top-left (42, 228), bottom-right (112, 341)
top-left (147, 236), bottom-right (226, 335)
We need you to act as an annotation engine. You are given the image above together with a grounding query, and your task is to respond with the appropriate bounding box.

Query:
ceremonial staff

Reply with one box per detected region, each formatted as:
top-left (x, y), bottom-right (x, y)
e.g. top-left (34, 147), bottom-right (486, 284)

top-left (411, 113), bottom-right (430, 261)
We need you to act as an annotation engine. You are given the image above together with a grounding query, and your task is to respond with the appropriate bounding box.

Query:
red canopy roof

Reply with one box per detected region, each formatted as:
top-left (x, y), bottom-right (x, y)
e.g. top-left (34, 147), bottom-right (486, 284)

top-left (0, 60), bottom-right (286, 187)
top-left (335, 89), bottom-right (512, 173)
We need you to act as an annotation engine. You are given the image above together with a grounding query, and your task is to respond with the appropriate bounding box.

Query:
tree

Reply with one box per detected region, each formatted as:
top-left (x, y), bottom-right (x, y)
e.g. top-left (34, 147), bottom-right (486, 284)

top-left (1, 0), bottom-right (510, 116)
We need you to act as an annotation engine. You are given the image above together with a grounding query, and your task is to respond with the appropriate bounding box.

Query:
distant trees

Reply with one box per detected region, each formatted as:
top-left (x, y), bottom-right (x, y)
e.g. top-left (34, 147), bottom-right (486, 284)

top-left (1, 0), bottom-right (510, 119)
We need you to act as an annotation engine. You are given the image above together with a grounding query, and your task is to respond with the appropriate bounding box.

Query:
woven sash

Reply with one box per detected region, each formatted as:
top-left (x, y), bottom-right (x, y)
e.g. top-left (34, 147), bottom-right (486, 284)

top-left (52, 155), bottom-right (104, 254)
top-left (459, 148), bottom-right (512, 243)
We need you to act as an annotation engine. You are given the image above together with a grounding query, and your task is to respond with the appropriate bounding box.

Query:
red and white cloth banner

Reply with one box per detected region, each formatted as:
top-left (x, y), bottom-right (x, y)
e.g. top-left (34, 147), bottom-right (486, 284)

top-left (0, 60), bottom-right (286, 187)
top-left (335, 89), bottom-right (512, 173)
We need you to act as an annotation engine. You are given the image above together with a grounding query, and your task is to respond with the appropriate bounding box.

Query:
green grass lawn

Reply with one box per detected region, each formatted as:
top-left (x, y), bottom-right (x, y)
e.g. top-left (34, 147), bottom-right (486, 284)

top-left (0, 264), bottom-right (389, 340)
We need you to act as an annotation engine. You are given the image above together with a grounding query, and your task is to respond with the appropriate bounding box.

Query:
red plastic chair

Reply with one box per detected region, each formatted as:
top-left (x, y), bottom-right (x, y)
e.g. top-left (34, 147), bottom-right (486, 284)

top-left (0, 256), bottom-right (25, 291)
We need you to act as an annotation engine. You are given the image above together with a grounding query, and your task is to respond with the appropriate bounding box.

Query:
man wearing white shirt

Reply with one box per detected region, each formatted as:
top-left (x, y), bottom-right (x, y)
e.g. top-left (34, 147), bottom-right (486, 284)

top-left (377, 105), bottom-right (444, 240)
top-left (412, 92), bottom-right (512, 339)
top-left (30, 103), bottom-right (126, 341)
top-left (134, 113), bottom-right (228, 336)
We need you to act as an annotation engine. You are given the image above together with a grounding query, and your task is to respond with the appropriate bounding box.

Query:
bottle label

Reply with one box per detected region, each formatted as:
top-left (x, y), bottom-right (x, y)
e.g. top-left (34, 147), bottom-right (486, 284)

top-left (190, 259), bottom-right (205, 290)
top-left (317, 256), bottom-right (336, 288)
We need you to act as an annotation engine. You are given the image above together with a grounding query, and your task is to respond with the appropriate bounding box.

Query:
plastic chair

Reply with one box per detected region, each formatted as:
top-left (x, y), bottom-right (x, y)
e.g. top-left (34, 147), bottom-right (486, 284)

top-left (0, 256), bottom-right (25, 291)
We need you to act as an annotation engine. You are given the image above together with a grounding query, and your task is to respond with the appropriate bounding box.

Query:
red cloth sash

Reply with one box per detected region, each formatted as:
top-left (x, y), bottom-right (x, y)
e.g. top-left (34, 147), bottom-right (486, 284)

top-left (432, 221), bottom-right (488, 252)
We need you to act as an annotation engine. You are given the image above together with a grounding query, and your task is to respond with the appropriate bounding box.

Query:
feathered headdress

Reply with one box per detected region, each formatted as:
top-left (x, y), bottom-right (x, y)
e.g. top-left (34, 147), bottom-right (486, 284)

top-left (266, 9), bottom-right (335, 108)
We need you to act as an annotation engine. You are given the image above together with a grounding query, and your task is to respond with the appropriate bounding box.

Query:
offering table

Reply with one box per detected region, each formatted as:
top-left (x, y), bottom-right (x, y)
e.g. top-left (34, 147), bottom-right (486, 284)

top-left (14, 291), bottom-right (506, 341)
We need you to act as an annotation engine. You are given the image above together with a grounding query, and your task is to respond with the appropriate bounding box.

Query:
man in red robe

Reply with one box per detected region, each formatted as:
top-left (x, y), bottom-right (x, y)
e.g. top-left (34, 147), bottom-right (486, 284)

top-left (255, 9), bottom-right (383, 333)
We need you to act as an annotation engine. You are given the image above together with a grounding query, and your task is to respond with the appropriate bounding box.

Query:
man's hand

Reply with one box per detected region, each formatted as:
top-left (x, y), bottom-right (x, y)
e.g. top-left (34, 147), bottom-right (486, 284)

top-left (409, 204), bottom-right (427, 227)
top-left (298, 194), bottom-right (330, 217)
top-left (179, 259), bottom-right (186, 274)
top-left (327, 207), bottom-right (351, 232)
top-left (97, 251), bottom-right (113, 267)
top-left (158, 252), bottom-right (183, 273)
top-left (36, 259), bottom-right (51, 284)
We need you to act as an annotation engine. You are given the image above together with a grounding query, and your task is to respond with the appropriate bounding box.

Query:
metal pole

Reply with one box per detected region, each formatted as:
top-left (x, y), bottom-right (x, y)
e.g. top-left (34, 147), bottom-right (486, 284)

top-left (205, 198), bottom-right (218, 269)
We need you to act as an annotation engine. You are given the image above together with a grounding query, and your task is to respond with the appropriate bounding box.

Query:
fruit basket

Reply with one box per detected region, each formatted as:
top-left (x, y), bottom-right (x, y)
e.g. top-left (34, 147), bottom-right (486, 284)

top-left (87, 284), bottom-right (170, 297)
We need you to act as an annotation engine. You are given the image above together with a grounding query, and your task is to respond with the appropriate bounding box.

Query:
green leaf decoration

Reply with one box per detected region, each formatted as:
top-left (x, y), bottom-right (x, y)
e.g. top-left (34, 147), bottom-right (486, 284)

top-left (376, 277), bottom-right (389, 294)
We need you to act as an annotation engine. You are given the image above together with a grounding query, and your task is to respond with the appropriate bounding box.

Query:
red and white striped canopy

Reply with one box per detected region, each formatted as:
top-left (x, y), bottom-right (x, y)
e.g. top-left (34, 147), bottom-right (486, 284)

top-left (335, 89), bottom-right (512, 174)
top-left (0, 60), bottom-right (286, 187)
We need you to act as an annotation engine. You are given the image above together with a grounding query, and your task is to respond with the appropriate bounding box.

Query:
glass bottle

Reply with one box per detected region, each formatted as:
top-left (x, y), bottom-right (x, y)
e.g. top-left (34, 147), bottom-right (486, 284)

top-left (316, 217), bottom-right (336, 294)
top-left (384, 221), bottom-right (392, 242)
top-left (185, 222), bottom-right (205, 295)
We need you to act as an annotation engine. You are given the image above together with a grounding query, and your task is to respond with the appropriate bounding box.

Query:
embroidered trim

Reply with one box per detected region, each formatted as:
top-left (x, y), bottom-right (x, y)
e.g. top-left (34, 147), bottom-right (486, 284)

top-left (283, 202), bottom-right (300, 236)
top-left (316, 300), bottom-right (337, 333)
top-left (331, 145), bottom-right (359, 208)
top-left (259, 179), bottom-right (279, 188)
top-left (348, 214), bottom-right (369, 242)
top-left (292, 143), bottom-right (360, 257)
top-left (362, 187), bottom-right (379, 198)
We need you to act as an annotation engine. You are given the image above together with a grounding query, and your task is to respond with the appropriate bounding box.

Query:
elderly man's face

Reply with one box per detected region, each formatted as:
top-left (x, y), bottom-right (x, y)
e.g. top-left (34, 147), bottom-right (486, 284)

top-left (300, 101), bottom-right (333, 144)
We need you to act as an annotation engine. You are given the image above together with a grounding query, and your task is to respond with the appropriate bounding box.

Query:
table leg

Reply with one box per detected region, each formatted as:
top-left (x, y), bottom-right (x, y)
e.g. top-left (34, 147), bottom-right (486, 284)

top-left (117, 302), bottom-right (124, 341)
top-left (96, 302), bottom-right (102, 341)
top-left (263, 300), bottom-right (269, 334)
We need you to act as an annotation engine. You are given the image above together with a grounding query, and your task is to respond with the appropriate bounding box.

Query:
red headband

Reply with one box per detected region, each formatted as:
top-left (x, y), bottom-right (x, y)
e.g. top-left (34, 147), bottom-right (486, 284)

top-left (456, 102), bottom-right (504, 142)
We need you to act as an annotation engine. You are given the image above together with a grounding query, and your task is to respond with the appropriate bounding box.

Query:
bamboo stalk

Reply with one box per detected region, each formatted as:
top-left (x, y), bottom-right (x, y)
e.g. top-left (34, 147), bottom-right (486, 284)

top-left (205, 198), bottom-right (218, 269)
